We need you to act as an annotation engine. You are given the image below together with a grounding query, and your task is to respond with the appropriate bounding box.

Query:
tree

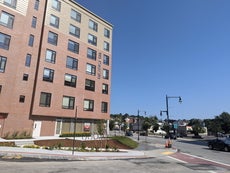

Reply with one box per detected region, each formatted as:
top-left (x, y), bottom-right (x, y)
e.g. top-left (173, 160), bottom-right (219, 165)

top-left (141, 116), bottom-right (159, 136)
top-left (162, 123), bottom-right (170, 134)
top-left (97, 120), bottom-right (105, 135)
top-left (109, 119), bottom-right (115, 131)
top-left (204, 119), bottom-right (221, 136)
top-left (218, 112), bottom-right (230, 134)
top-left (149, 116), bottom-right (159, 132)
top-left (142, 119), bottom-right (151, 136)
top-left (188, 119), bottom-right (205, 137)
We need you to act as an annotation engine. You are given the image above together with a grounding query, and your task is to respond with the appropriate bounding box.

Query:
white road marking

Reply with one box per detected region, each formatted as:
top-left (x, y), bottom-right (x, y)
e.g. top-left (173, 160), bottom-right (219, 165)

top-left (181, 152), bottom-right (230, 167)
top-left (167, 156), bottom-right (187, 163)
top-left (208, 171), bottom-right (217, 173)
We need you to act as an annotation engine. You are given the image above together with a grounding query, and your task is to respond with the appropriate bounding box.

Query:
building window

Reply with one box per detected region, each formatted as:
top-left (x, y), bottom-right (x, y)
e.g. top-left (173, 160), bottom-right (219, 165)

top-left (103, 69), bottom-right (109, 79)
top-left (69, 24), bottom-right (80, 38)
top-left (4, 0), bottom-right (17, 8)
top-left (0, 32), bottom-right (11, 50)
top-left (66, 56), bottom-right (78, 70)
top-left (68, 40), bottom-right (79, 53)
top-left (85, 79), bottom-right (95, 91)
top-left (43, 68), bottom-right (54, 82)
top-left (28, 34), bottom-right (34, 47)
top-left (64, 73), bottom-right (77, 88)
top-left (84, 99), bottom-right (94, 111)
top-left (52, 0), bottom-right (61, 11)
top-left (71, 9), bottom-right (81, 23)
top-left (0, 56), bottom-right (7, 73)
top-left (50, 14), bottom-right (59, 28)
top-left (19, 95), bottom-right (25, 103)
top-left (102, 83), bottom-right (108, 94)
top-left (23, 74), bottom-right (28, 81)
top-left (34, 0), bottom-right (39, 10)
top-left (101, 102), bottom-right (108, 113)
top-left (87, 48), bottom-right (96, 60)
top-left (48, 31), bottom-right (58, 45)
top-left (0, 11), bottom-right (14, 28)
top-left (103, 55), bottom-right (109, 65)
top-left (89, 20), bottom-right (98, 32)
top-left (0, 85), bottom-right (2, 93)
top-left (25, 54), bottom-right (31, 67)
top-left (62, 96), bottom-right (75, 109)
top-left (40, 92), bottom-right (51, 107)
top-left (104, 28), bottom-right (110, 38)
top-left (104, 41), bottom-right (109, 51)
top-left (86, 63), bottom-right (96, 76)
top-left (31, 16), bottom-right (37, 28)
top-left (88, 34), bottom-right (97, 46)
top-left (45, 49), bottom-right (56, 63)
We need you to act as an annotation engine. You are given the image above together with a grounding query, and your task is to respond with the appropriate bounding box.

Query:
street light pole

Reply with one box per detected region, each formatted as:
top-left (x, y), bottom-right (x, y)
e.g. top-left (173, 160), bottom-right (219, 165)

top-left (160, 110), bottom-right (167, 119)
top-left (137, 109), bottom-right (146, 141)
top-left (137, 109), bottom-right (140, 141)
top-left (166, 95), bottom-right (169, 124)
top-left (165, 95), bottom-right (182, 134)
top-left (72, 106), bottom-right (77, 155)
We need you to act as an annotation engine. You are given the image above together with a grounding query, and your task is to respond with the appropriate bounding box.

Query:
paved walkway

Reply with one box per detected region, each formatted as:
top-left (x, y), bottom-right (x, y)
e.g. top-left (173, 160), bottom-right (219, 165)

top-left (0, 137), bottom-right (177, 161)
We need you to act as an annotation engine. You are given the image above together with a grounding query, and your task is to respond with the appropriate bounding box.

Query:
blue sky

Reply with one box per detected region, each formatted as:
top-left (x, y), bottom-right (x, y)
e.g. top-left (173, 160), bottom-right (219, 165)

top-left (76, 0), bottom-right (230, 120)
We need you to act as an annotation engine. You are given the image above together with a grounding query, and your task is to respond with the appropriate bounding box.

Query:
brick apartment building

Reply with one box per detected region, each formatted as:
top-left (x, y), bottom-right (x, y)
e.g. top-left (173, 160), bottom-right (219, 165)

top-left (0, 0), bottom-right (113, 137)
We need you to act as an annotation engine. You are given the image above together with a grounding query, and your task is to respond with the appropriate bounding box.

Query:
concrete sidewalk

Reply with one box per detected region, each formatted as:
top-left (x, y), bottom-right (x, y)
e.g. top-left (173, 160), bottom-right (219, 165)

top-left (0, 146), bottom-right (176, 161)
top-left (0, 137), bottom-right (177, 161)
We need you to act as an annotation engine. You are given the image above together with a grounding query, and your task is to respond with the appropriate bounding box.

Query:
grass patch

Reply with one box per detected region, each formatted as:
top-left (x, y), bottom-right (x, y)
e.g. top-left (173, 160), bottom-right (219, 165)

top-left (111, 136), bottom-right (138, 149)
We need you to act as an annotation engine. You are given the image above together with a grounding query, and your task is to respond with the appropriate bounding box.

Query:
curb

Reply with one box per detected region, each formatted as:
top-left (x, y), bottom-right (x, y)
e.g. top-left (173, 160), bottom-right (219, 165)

top-left (0, 147), bottom-right (147, 161)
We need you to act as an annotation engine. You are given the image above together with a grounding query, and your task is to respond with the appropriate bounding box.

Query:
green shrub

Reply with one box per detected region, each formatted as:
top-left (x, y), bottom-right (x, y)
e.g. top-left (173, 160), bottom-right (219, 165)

top-left (0, 142), bottom-right (15, 147)
top-left (105, 144), bottom-right (110, 151)
top-left (80, 142), bottom-right (86, 150)
top-left (19, 131), bottom-right (31, 139)
top-left (11, 131), bottom-right (19, 139)
top-left (23, 145), bottom-right (40, 149)
top-left (59, 132), bottom-right (91, 137)
top-left (3, 132), bottom-right (10, 139)
top-left (3, 131), bottom-right (32, 139)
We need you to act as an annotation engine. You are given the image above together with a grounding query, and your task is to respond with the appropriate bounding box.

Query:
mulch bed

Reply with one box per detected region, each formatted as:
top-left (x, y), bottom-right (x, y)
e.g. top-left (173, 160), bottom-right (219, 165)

top-left (34, 139), bottom-right (132, 149)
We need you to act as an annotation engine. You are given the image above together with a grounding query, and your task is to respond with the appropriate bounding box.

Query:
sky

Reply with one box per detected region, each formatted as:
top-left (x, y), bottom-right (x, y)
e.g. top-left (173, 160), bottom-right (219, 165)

top-left (76, 0), bottom-right (230, 120)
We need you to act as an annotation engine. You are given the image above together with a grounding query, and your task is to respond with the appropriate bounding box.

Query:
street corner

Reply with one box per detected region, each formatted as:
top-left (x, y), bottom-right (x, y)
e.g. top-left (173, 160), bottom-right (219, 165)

top-left (167, 151), bottom-right (230, 171)
top-left (161, 151), bottom-right (175, 155)
top-left (160, 146), bottom-right (178, 156)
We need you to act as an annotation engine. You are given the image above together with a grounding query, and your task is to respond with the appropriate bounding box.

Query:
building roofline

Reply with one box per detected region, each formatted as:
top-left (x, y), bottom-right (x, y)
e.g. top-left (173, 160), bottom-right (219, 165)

top-left (69, 0), bottom-right (113, 28)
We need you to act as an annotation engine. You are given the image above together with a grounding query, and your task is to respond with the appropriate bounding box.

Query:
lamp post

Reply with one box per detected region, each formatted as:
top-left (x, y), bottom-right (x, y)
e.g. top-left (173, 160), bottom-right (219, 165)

top-left (72, 106), bottom-right (77, 155)
top-left (165, 95), bottom-right (182, 134)
top-left (160, 110), bottom-right (167, 117)
top-left (160, 110), bottom-right (167, 122)
top-left (137, 109), bottom-right (146, 141)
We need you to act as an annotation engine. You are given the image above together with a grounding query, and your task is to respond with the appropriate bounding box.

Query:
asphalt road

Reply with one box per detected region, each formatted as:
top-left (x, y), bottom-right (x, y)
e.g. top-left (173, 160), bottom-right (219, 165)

top-left (144, 135), bottom-right (230, 166)
top-left (0, 155), bottom-right (218, 173)
top-left (0, 135), bottom-right (229, 173)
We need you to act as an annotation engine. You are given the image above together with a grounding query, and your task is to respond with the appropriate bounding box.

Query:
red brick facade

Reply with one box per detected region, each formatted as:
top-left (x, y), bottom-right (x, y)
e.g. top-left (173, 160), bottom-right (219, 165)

top-left (0, 0), bottom-right (112, 137)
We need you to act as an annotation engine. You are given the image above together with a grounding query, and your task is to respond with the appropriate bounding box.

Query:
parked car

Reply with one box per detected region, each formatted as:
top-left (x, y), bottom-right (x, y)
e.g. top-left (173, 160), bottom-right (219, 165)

top-left (208, 138), bottom-right (230, 152)
top-left (164, 133), bottom-right (177, 139)
top-left (125, 131), bottom-right (133, 136)
top-left (140, 131), bottom-right (147, 136)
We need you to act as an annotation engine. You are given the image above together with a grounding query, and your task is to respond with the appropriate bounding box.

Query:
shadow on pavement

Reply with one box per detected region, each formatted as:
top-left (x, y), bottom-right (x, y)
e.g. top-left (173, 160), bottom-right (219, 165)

top-left (177, 138), bottom-right (208, 146)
